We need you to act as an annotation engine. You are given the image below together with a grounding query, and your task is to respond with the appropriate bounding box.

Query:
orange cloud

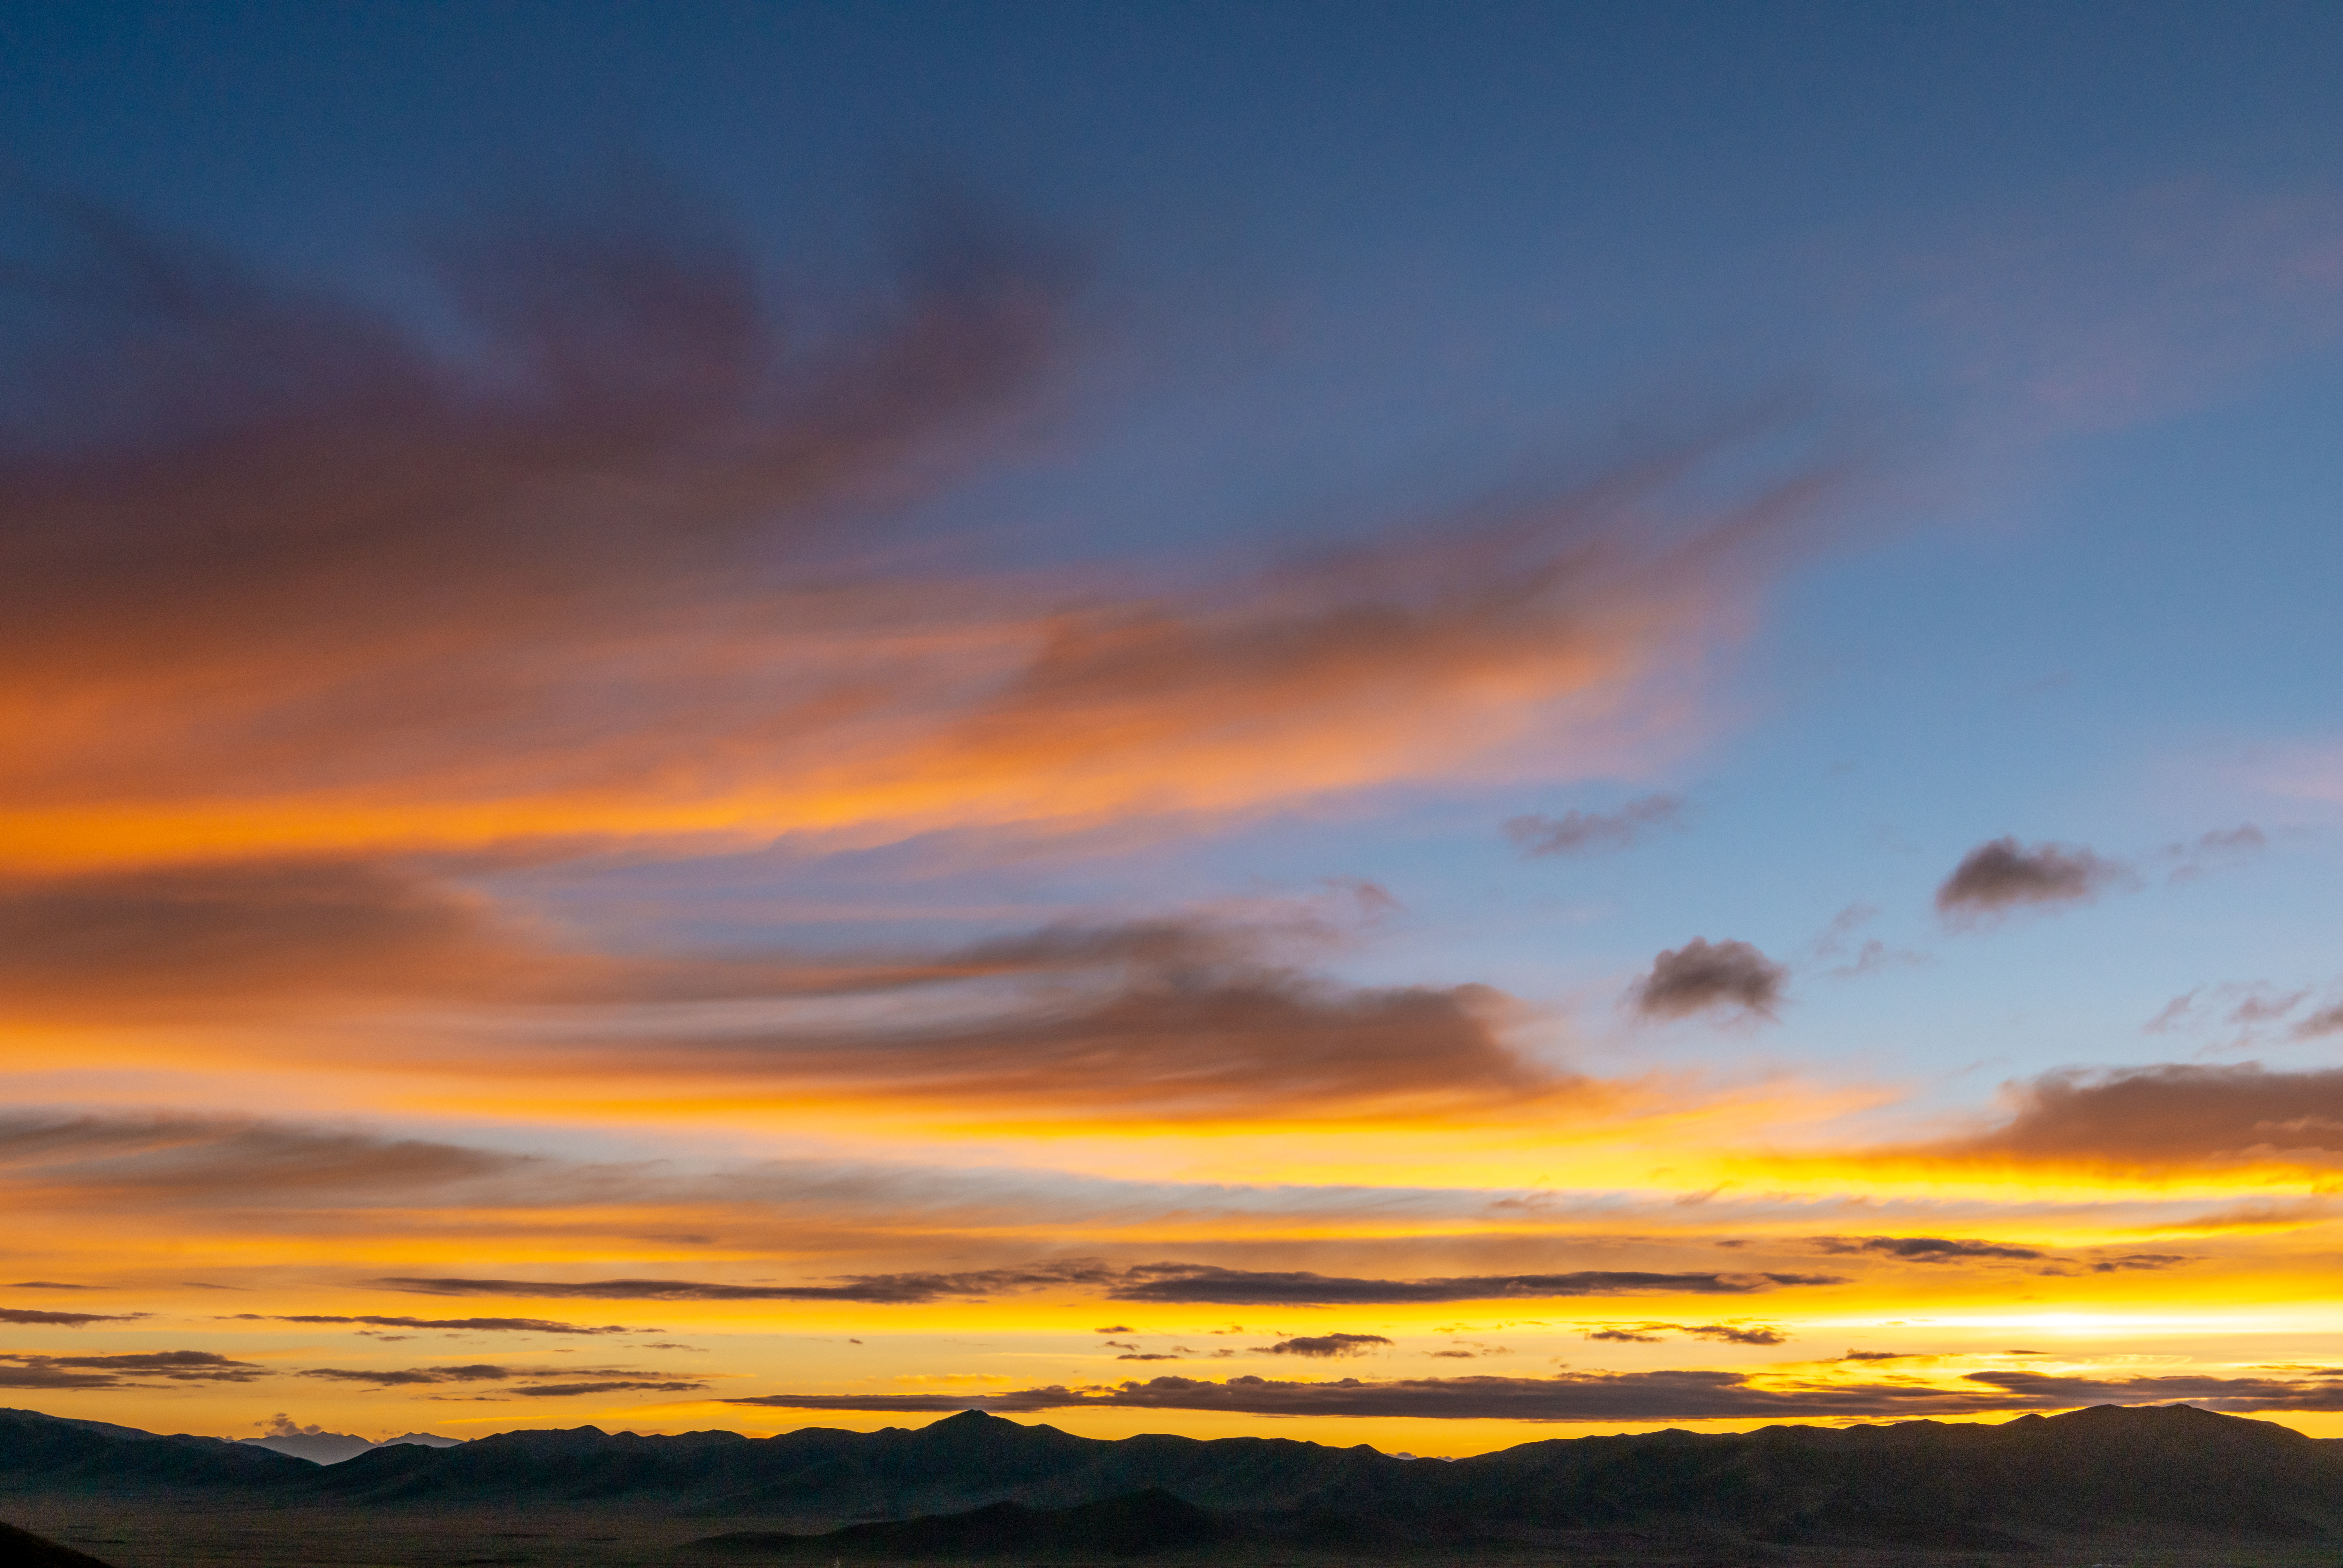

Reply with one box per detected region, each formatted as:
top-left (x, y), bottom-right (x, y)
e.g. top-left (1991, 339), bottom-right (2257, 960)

top-left (0, 191), bottom-right (1847, 877)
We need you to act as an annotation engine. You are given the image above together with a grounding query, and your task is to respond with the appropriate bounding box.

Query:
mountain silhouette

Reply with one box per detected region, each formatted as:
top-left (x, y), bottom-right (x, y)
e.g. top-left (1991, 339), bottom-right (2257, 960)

top-left (5, 1402), bottom-right (2340, 1554)
top-left (0, 1518), bottom-right (116, 1568)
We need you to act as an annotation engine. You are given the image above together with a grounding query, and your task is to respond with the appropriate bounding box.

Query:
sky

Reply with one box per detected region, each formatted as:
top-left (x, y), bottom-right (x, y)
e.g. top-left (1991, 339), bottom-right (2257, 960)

top-left (4, 0), bottom-right (2343, 1457)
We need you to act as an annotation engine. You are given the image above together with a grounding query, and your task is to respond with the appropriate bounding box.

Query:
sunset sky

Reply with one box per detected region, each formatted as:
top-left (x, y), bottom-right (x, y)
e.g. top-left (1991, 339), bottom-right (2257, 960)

top-left (5, 1), bottom-right (2343, 1457)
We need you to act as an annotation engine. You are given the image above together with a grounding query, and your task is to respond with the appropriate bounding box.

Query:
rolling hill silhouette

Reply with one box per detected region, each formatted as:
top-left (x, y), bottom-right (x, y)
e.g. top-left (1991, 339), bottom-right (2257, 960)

top-left (5, 1402), bottom-right (2340, 1556)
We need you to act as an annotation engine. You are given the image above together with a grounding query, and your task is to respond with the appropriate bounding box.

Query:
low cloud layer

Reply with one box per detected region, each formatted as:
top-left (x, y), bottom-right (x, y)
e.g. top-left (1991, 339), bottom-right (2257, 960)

top-left (728, 1366), bottom-right (2343, 1421)
top-left (1631, 939), bottom-right (1786, 1022)
top-left (378, 1262), bottom-right (1845, 1308)
top-left (1936, 837), bottom-right (2127, 922)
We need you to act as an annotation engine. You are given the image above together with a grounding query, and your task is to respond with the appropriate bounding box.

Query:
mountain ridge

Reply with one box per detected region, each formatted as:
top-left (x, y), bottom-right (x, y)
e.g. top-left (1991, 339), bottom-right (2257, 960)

top-left (4, 1402), bottom-right (2339, 1555)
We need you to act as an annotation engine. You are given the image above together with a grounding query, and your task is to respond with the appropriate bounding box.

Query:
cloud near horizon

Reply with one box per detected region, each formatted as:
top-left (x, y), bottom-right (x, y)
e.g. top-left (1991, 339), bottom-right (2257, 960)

top-left (377, 1263), bottom-right (1848, 1308)
top-left (726, 1365), bottom-right (2343, 1421)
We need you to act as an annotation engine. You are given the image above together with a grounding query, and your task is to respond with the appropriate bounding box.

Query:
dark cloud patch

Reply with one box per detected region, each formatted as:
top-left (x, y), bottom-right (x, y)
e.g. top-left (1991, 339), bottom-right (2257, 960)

top-left (1111, 1264), bottom-right (1841, 1306)
top-left (2089, 1254), bottom-right (2191, 1272)
top-left (1811, 1236), bottom-right (2044, 1263)
top-left (0, 1350), bottom-right (263, 1387)
top-left (302, 1364), bottom-right (515, 1385)
top-left (727, 1366), bottom-right (2343, 1421)
top-left (1681, 1324), bottom-right (1786, 1346)
top-left (0, 1111), bottom-right (538, 1206)
top-left (667, 963), bottom-right (1565, 1118)
top-left (1264, 1333), bottom-right (1391, 1359)
top-left (299, 1362), bottom-right (696, 1393)
top-left (1504, 794), bottom-right (1685, 858)
top-left (1585, 1322), bottom-right (1784, 1346)
top-left (9, 1282), bottom-right (90, 1289)
top-left (1937, 1063), bottom-right (2343, 1168)
top-left (1935, 837), bottom-right (2127, 922)
top-left (511, 1380), bottom-right (706, 1397)
top-left (0, 1306), bottom-right (145, 1326)
top-left (380, 1259), bottom-right (1116, 1304)
top-left (0, 860), bottom-right (522, 1017)
top-left (244, 1314), bottom-right (644, 1335)
top-left (1630, 939), bottom-right (1786, 1022)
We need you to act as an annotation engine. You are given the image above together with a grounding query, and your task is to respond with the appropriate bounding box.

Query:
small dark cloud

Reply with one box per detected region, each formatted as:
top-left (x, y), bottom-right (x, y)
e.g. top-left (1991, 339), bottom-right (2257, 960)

top-left (1115, 1353), bottom-right (1180, 1361)
top-left (0, 1307), bottom-right (146, 1326)
top-left (9, 1282), bottom-right (91, 1289)
top-left (1840, 1350), bottom-right (1909, 1361)
top-left (1810, 1235), bottom-right (2044, 1263)
top-left (1680, 1324), bottom-right (1786, 1346)
top-left (1504, 794), bottom-right (1686, 858)
top-left (1264, 1333), bottom-right (1391, 1359)
top-left (1631, 938), bottom-right (1786, 1022)
top-left (1093, 1324), bottom-right (1135, 1335)
top-left (1935, 837), bottom-right (2127, 922)
top-left (1587, 1322), bottom-right (1784, 1346)
top-left (2089, 1253), bottom-right (2191, 1272)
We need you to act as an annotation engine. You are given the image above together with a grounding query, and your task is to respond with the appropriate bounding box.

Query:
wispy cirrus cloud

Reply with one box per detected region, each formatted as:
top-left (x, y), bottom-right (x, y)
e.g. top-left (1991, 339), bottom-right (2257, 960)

top-left (1503, 793), bottom-right (1685, 858)
top-left (0, 183), bottom-right (1855, 887)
